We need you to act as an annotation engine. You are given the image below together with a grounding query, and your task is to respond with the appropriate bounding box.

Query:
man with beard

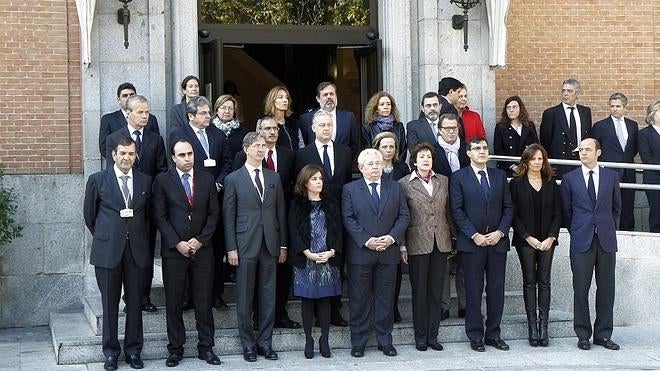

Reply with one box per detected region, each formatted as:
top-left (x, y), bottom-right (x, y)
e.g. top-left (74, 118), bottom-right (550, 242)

top-left (408, 92), bottom-right (443, 151)
top-left (299, 82), bottom-right (358, 154)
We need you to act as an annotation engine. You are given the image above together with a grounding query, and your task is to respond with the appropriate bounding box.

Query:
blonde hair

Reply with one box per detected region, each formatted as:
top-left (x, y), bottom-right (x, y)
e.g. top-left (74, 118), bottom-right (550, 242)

top-left (263, 86), bottom-right (293, 117)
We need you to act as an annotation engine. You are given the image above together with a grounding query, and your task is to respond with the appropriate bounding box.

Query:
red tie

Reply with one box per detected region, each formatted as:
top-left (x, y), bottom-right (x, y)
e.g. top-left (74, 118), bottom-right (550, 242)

top-left (266, 149), bottom-right (275, 171)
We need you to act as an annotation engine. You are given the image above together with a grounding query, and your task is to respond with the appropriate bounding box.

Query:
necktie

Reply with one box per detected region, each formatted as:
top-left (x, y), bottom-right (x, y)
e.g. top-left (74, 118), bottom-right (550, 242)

top-left (614, 118), bottom-right (626, 151)
top-left (588, 170), bottom-right (596, 205)
top-left (430, 121), bottom-right (438, 138)
top-left (181, 173), bottom-right (192, 204)
top-left (568, 107), bottom-right (578, 146)
top-left (133, 130), bottom-right (142, 154)
top-left (322, 144), bottom-right (332, 179)
top-left (478, 170), bottom-right (490, 202)
top-left (266, 149), bottom-right (275, 171)
top-left (197, 129), bottom-right (210, 155)
top-left (369, 182), bottom-right (380, 211)
top-left (120, 175), bottom-right (132, 207)
top-left (254, 169), bottom-right (264, 199)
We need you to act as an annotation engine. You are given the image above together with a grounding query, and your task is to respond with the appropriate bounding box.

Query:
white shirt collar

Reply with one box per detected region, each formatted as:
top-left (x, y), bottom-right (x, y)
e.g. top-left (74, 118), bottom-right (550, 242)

top-left (113, 165), bottom-right (133, 179)
top-left (409, 170), bottom-right (436, 182)
top-left (315, 139), bottom-right (333, 149)
top-left (175, 167), bottom-right (194, 179)
top-left (244, 162), bottom-right (263, 174)
top-left (581, 164), bottom-right (599, 176)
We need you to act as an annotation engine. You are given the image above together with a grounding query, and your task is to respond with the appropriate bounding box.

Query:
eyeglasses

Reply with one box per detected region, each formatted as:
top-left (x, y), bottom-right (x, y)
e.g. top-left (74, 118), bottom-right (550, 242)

top-left (441, 126), bottom-right (458, 132)
top-left (218, 106), bottom-right (235, 112)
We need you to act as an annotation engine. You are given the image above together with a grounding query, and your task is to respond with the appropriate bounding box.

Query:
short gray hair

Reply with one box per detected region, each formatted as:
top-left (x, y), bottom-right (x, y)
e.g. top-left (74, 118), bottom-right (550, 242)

top-left (357, 148), bottom-right (383, 166)
top-left (242, 131), bottom-right (262, 148)
top-left (126, 95), bottom-right (148, 111)
top-left (562, 79), bottom-right (581, 92)
top-left (312, 110), bottom-right (332, 126)
top-left (256, 116), bottom-right (276, 131)
top-left (185, 96), bottom-right (211, 116)
top-left (609, 92), bottom-right (628, 106)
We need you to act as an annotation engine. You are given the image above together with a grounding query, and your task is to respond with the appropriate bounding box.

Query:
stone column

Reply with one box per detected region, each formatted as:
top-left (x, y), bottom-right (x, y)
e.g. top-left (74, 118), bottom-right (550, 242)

top-left (379, 0), bottom-right (414, 123)
top-left (169, 0), bottom-right (199, 106)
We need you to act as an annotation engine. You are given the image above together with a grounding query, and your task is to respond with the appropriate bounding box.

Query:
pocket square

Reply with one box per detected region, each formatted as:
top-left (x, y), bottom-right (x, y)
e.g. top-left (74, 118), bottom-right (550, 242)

top-left (268, 183), bottom-right (276, 189)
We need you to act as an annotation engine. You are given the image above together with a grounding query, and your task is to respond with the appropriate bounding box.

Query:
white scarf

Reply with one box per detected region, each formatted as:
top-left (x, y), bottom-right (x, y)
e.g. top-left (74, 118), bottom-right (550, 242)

top-left (438, 136), bottom-right (461, 173)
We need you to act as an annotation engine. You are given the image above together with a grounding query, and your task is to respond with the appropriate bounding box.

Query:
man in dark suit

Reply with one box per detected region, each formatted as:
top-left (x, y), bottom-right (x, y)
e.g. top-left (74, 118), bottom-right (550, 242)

top-left (169, 96), bottom-right (231, 310)
top-left (105, 95), bottom-right (168, 312)
top-left (99, 82), bottom-right (160, 160)
top-left (408, 92), bottom-right (443, 152)
top-left (83, 137), bottom-right (151, 370)
top-left (450, 136), bottom-right (513, 352)
top-left (591, 93), bottom-right (638, 231)
top-left (151, 139), bottom-right (221, 367)
top-left (295, 110), bottom-right (353, 326)
top-left (342, 148), bottom-right (410, 358)
top-left (223, 132), bottom-right (287, 362)
top-left (540, 79), bottom-right (593, 177)
top-left (232, 116), bottom-right (298, 329)
top-left (299, 82), bottom-right (358, 154)
top-left (560, 138), bottom-right (621, 351)
top-left (416, 78), bottom-right (466, 140)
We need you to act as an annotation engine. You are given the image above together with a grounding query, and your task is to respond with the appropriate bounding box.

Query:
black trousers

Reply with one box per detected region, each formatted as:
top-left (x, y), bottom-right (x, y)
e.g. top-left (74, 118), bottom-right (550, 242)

top-left (236, 245), bottom-right (277, 349)
top-left (409, 249), bottom-right (447, 345)
top-left (348, 262), bottom-right (397, 348)
top-left (515, 244), bottom-right (555, 319)
top-left (461, 247), bottom-right (507, 342)
top-left (95, 241), bottom-right (145, 358)
top-left (163, 248), bottom-right (215, 355)
top-left (141, 221), bottom-right (158, 304)
top-left (646, 188), bottom-right (660, 233)
top-left (618, 170), bottom-right (636, 231)
top-left (570, 234), bottom-right (616, 341)
top-left (442, 253), bottom-right (466, 311)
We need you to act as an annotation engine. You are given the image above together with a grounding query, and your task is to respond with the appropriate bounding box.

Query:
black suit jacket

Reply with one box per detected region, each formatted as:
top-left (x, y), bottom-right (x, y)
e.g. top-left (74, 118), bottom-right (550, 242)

top-left (361, 121), bottom-right (408, 163)
top-left (83, 168), bottom-right (152, 269)
top-left (432, 141), bottom-right (470, 177)
top-left (105, 127), bottom-right (168, 178)
top-left (168, 103), bottom-right (187, 131)
top-left (509, 176), bottom-right (561, 247)
top-left (233, 145), bottom-right (295, 202)
top-left (406, 118), bottom-right (437, 152)
top-left (638, 125), bottom-right (660, 185)
top-left (152, 169), bottom-right (220, 258)
top-left (99, 110), bottom-right (160, 158)
top-left (300, 108), bottom-right (359, 154)
top-left (591, 116), bottom-right (638, 180)
top-left (169, 124), bottom-right (231, 184)
top-left (493, 123), bottom-right (539, 175)
top-left (540, 103), bottom-right (592, 161)
top-left (294, 142), bottom-right (353, 202)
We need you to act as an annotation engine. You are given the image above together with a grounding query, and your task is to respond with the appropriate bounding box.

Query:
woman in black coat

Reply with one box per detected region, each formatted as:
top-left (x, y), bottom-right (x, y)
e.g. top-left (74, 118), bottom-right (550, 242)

top-left (212, 94), bottom-right (248, 161)
top-left (494, 96), bottom-right (539, 177)
top-left (509, 143), bottom-right (561, 347)
top-left (362, 91), bottom-right (407, 161)
top-left (289, 164), bottom-right (343, 359)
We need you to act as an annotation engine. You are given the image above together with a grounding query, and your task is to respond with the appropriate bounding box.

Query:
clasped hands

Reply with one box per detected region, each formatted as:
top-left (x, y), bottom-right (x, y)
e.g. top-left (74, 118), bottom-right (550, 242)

top-left (472, 232), bottom-right (503, 247)
top-left (176, 238), bottom-right (203, 257)
top-left (304, 249), bottom-right (336, 264)
top-left (525, 236), bottom-right (554, 251)
top-left (366, 235), bottom-right (395, 252)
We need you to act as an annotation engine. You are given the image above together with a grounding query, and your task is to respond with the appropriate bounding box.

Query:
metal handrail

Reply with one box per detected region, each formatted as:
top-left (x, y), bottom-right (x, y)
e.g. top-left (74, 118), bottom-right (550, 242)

top-left (489, 155), bottom-right (660, 191)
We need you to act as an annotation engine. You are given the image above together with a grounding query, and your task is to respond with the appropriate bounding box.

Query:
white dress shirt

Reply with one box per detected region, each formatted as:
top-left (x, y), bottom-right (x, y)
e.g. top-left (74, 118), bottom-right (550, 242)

top-left (563, 102), bottom-right (583, 147)
top-left (315, 139), bottom-right (335, 176)
top-left (244, 162), bottom-right (265, 200)
top-left (175, 167), bottom-right (195, 198)
top-left (113, 165), bottom-right (133, 208)
top-left (581, 164), bottom-right (600, 199)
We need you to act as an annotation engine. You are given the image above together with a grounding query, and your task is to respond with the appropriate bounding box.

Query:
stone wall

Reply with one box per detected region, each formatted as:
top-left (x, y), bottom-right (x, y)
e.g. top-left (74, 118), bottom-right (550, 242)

top-left (0, 174), bottom-right (85, 328)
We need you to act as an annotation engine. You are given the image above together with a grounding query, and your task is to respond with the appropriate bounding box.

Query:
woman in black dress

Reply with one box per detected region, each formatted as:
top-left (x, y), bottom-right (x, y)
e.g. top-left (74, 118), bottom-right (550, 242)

top-left (263, 85), bottom-right (300, 150)
top-left (494, 96), bottom-right (539, 177)
top-left (509, 143), bottom-right (561, 347)
top-left (362, 91), bottom-right (407, 162)
top-left (289, 165), bottom-right (343, 359)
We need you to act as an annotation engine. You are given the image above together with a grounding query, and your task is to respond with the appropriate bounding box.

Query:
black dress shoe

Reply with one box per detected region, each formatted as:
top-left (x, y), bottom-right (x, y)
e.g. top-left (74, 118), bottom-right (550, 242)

top-left (415, 343), bottom-right (427, 351)
top-left (257, 347), bottom-right (278, 360)
top-left (458, 308), bottom-right (465, 318)
top-left (125, 354), bottom-right (144, 369)
top-left (470, 340), bottom-right (485, 352)
top-left (577, 339), bottom-right (591, 350)
top-left (165, 353), bottom-right (182, 367)
top-left (274, 318), bottom-right (301, 329)
top-left (484, 338), bottom-right (510, 351)
top-left (428, 342), bottom-right (444, 351)
top-left (198, 350), bottom-right (222, 365)
top-left (440, 309), bottom-right (450, 321)
top-left (242, 347), bottom-right (257, 362)
top-left (141, 302), bottom-right (157, 312)
top-left (104, 355), bottom-right (118, 371)
top-left (350, 346), bottom-right (365, 357)
top-left (593, 338), bottom-right (620, 350)
top-left (213, 297), bottom-right (228, 310)
top-left (377, 344), bottom-right (397, 356)
top-left (330, 314), bottom-right (348, 327)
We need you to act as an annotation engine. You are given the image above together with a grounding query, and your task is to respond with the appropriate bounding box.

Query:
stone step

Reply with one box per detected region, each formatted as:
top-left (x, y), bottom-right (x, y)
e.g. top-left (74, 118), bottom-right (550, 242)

top-left (83, 290), bottom-right (527, 336)
top-left (50, 309), bottom-right (574, 365)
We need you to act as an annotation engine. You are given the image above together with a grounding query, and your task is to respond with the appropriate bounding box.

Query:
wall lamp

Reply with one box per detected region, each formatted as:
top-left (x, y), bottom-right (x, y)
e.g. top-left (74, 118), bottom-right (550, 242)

top-left (450, 0), bottom-right (480, 51)
top-left (117, 0), bottom-right (132, 49)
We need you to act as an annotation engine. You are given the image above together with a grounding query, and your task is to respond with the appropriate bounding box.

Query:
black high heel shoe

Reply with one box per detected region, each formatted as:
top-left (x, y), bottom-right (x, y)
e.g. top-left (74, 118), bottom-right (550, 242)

top-left (304, 338), bottom-right (314, 359)
top-left (319, 335), bottom-right (331, 358)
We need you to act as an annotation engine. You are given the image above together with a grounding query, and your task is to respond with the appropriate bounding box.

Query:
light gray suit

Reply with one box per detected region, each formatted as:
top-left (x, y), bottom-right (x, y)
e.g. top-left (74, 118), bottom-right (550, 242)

top-left (223, 166), bottom-right (287, 349)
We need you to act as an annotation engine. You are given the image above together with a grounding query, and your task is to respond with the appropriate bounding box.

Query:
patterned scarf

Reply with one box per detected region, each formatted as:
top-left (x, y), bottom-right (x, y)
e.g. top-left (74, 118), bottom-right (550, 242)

top-left (213, 117), bottom-right (240, 137)
top-left (374, 114), bottom-right (394, 131)
top-left (416, 170), bottom-right (433, 184)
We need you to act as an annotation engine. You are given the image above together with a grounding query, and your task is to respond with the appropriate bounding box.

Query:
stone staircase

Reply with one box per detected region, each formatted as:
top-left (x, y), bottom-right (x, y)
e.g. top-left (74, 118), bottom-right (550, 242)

top-left (49, 258), bottom-right (575, 365)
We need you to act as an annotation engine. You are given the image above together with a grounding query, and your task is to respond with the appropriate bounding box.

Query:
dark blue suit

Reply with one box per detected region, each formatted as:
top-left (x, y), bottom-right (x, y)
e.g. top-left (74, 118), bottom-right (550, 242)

top-left (99, 110), bottom-right (160, 158)
top-left (341, 178), bottom-right (410, 348)
top-left (450, 166), bottom-right (512, 342)
top-left (591, 116), bottom-right (638, 230)
top-left (300, 109), bottom-right (358, 154)
top-left (560, 166), bottom-right (620, 341)
top-left (638, 125), bottom-right (660, 232)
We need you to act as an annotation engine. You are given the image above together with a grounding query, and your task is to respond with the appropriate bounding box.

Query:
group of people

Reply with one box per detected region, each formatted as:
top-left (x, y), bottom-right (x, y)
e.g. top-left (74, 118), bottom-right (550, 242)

top-left (85, 76), bottom-right (659, 370)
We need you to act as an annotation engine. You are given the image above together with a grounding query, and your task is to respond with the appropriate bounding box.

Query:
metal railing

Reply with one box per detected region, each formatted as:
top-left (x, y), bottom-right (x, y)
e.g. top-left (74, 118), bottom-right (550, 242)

top-left (489, 155), bottom-right (660, 191)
